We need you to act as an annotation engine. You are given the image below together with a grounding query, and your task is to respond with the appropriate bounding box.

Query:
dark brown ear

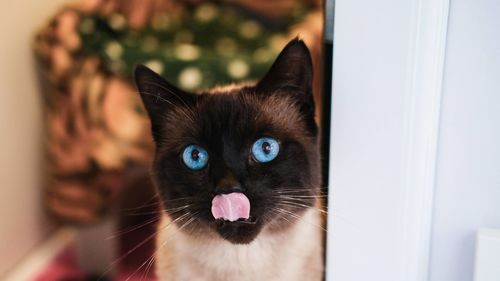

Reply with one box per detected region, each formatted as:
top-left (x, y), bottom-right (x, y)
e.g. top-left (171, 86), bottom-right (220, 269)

top-left (256, 38), bottom-right (313, 96)
top-left (256, 38), bottom-right (317, 135)
top-left (134, 64), bottom-right (196, 141)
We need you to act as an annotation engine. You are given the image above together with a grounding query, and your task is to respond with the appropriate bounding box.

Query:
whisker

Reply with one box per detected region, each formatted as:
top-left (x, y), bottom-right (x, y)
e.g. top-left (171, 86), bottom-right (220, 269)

top-left (161, 196), bottom-right (203, 204)
top-left (123, 202), bottom-right (196, 216)
top-left (140, 254), bottom-right (156, 281)
top-left (272, 207), bottom-right (327, 232)
top-left (139, 81), bottom-right (198, 121)
top-left (138, 91), bottom-right (175, 106)
top-left (138, 91), bottom-right (196, 124)
top-left (274, 188), bottom-right (325, 192)
top-left (124, 210), bottom-right (164, 216)
top-left (268, 209), bottom-right (294, 225)
top-left (274, 187), bottom-right (327, 191)
top-left (141, 81), bottom-right (191, 110)
top-left (107, 204), bottom-right (195, 240)
top-left (125, 213), bottom-right (198, 281)
top-left (105, 217), bottom-right (159, 240)
top-left (162, 204), bottom-right (194, 213)
top-left (276, 201), bottom-right (329, 215)
top-left (118, 194), bottom-right (160, 212)
top-left (98, 212), bottom-right (193, 280)
top-left (272, 196), bottom-right (327, 206)
top-left (276, 192), bottom-right (328, 198)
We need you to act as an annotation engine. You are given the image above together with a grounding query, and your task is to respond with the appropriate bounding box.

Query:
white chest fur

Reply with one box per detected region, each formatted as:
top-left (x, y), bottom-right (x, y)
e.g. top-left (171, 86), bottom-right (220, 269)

top-left (155, 209), bottom-right (323, 281)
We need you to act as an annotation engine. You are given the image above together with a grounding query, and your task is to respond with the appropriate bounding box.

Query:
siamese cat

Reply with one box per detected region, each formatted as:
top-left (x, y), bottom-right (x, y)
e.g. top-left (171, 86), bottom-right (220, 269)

top-left (134, 38), bottom-right (324, 281)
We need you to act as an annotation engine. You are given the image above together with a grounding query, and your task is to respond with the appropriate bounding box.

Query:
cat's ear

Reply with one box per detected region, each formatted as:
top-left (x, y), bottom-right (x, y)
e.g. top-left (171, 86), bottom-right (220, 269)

top-left (134, 65), bottom-right (196, 139)
top-left (256, 38), bottom-right (317, 135)
top-left (256, 38), bottom-right (313, 97)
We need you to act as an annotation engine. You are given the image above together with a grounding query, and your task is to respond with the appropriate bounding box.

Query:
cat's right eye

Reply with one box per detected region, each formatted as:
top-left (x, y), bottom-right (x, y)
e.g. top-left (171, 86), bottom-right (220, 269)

top-left (182, 144), bottom-right (209, 170)
top-left (251, 137), bottom-right (280, 163)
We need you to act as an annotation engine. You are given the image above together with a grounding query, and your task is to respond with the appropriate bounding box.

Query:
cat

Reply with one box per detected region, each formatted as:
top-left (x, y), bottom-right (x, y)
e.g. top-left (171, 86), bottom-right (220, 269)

top-left (134, 38), bottom-right (324, 281)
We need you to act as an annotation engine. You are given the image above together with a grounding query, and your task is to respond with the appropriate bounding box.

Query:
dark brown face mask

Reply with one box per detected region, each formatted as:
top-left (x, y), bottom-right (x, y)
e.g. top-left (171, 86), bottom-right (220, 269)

top-left (134, 38), bottom-right (321, 244)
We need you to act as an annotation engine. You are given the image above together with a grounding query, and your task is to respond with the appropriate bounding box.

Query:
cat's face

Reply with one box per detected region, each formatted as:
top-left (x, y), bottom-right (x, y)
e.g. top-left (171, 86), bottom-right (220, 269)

top-left (135, 39), bottom-right (320, 244)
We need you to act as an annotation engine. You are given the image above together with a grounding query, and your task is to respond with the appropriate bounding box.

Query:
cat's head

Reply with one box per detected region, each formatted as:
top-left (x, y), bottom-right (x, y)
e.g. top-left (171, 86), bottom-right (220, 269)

top-left (134, 39), bottom-right (320, 244)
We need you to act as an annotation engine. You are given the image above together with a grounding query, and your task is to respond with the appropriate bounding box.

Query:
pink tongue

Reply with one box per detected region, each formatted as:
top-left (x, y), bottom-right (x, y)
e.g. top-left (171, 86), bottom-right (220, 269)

top-left (211, 193), bottom-right (250, 222)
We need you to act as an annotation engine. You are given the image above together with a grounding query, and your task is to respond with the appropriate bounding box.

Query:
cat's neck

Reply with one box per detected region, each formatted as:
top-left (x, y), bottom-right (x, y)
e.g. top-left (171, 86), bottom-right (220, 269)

top-left (155, 209), bottom-right (324, 281)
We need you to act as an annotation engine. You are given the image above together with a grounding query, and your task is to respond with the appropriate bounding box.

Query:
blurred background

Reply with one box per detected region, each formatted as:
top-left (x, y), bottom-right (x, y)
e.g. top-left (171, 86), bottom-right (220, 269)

top-left (0, 0), bottom-right (325, 280)
top-left (0, 0), bottom-right (76, 278)
top-left (2, 0), bottom-right (500, 281)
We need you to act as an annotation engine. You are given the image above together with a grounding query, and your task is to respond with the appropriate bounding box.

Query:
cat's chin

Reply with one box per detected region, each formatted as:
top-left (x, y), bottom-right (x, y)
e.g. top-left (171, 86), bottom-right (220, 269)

top-left (214, 216), bottom-right (262, 244)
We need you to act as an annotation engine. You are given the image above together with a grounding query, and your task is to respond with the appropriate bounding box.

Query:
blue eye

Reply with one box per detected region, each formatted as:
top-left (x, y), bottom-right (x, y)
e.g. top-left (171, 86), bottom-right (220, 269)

top-left (251, 137), bottom-right (280, 163)
top-left (182, 145), bottom-right (209, 170)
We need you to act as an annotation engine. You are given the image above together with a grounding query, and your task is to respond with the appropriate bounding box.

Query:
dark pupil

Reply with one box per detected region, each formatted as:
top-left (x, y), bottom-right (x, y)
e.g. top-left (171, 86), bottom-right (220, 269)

top-left (191, 149), bottom-right (200, 161)
top-left (261, 142), bottom-right (271, 154)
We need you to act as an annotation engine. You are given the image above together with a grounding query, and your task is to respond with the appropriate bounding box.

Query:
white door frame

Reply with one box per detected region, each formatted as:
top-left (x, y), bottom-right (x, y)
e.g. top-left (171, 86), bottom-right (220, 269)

top-left (325, 0), bottom-right (450, 280)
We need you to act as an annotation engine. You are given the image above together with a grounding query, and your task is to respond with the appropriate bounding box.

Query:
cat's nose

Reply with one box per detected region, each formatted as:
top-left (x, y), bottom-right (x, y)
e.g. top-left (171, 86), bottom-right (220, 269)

top-left (215, 173), bottom-right (243, 195)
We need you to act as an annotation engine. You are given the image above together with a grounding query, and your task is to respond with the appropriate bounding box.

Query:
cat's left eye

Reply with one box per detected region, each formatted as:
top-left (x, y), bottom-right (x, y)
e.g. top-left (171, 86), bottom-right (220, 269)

top-left (182, 144), bottom-right (209, 170)
top-left (251, 137), bottom-right (280, 163)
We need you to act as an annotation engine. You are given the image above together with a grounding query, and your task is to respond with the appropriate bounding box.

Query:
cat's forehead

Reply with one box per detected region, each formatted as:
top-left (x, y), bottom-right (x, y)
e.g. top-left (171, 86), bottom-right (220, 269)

top-left (199, 89), bottom-right (303, 133)
top-left (161, 88), bottom-right (305, 148)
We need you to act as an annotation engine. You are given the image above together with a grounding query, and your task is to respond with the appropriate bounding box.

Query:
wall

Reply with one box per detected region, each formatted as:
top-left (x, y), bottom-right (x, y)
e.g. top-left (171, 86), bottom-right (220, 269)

top-left (326, 0), bottom-right (500, 280)
top-left (429, 0), bottom-right (500, 280)
top-left (326, 0), bottom-right (419, 279)
top-left (0, 0), bottom-right (71, 277)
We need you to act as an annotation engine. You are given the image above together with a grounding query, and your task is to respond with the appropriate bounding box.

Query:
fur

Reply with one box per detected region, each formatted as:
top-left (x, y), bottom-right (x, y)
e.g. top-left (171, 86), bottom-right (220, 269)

top-left (156, 209), bottom-right (323, 281)
top-left (134, 38), bottom-right (324, 281)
